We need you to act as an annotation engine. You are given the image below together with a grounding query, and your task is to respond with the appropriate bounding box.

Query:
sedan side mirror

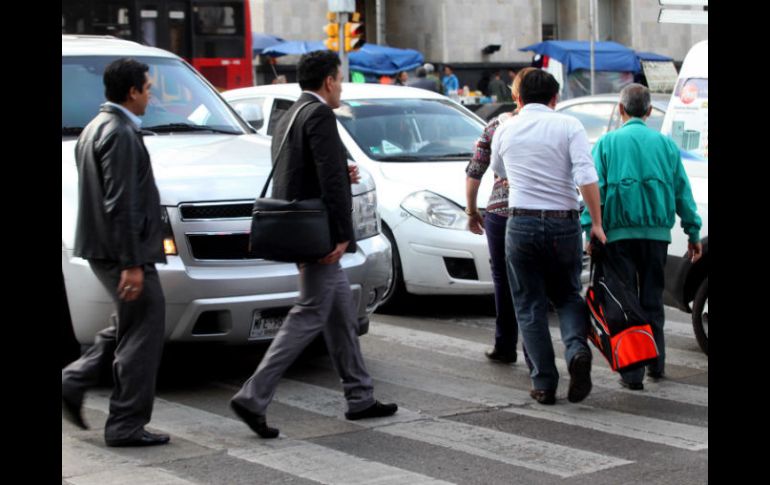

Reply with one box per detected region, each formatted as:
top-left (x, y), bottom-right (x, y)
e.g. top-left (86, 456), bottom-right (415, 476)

top-left (234, 103), bottom-right (264, 130)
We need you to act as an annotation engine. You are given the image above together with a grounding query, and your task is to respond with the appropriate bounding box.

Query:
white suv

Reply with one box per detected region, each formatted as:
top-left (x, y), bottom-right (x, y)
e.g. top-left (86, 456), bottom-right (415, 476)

top-left (61, 36), bottom-right (391, 346)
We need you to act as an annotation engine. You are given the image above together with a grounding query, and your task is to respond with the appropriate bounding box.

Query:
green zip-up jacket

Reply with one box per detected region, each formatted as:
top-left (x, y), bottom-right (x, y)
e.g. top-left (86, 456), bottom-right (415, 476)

top-left (580, 118), bottom-right (701, 244)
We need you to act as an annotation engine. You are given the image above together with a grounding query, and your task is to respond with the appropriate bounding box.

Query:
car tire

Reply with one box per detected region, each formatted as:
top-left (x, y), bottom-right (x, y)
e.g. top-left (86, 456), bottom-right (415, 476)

top-left (375, 224), bottom-right (407, 313)
top-left (692, 277), bottom-right (708, 356)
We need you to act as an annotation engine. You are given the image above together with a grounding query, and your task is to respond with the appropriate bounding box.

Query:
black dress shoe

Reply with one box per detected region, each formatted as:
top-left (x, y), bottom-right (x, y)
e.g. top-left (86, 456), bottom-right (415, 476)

top-left (61, 392), bottom-right (88, 430)
top-left (485, 348), bottom-right (518, 364)
top-left (345, 401), bottom-right (398, 420)
top-left (230, 400), bottom-right (279, 439)
top-left (567, 352), bottom-right (592, 403)
top-left (106, 430), bottom-right (170, 447)
top-left (619, 379), bottom-right (644, 391)
top-left (647, 370), bottom-right (665, 381)
top-left (529, 389), bottom-right (556, 405)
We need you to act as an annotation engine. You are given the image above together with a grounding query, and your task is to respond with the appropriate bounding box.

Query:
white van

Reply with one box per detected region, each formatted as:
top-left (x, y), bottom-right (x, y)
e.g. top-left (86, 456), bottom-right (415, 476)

top-left (660, 40), bottom-right (708, 355)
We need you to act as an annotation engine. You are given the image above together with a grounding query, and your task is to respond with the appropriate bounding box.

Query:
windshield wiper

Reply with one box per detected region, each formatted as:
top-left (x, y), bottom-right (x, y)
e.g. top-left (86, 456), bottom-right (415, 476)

top-left (62, 127), bottom-right (84, 136)
top-left (429, 152), bottom-right (473, 158)
top-left (144, 123), bottom-right (240, 135)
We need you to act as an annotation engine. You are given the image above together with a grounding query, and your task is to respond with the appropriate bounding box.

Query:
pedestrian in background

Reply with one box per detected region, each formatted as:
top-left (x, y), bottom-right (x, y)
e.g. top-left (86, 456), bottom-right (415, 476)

top-left (581, 83), bottom-right (702, 390)
top-left (230, 50), bottom-right (398, 439)
top-left (491, 69), bottom-right (606, 405)
top-left (465, 67), bottom-right (536, 366)
top-left (62, 58), bottom-right (170, 447)
top-left (442, 64), bottom-right (460, 95)
top-left (408, 67), bottom-right (441, 93)
top-left (487, 70), bottom-right (512, 102)
top-left (394, 70), bottom-right (409, 86)
top-left (424, 63), bottom-right (443, 93)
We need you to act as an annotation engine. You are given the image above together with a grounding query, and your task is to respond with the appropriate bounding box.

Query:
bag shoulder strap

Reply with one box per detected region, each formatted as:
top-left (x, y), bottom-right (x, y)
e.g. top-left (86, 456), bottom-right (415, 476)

top-left (259, 100), bottom-right (315, 198)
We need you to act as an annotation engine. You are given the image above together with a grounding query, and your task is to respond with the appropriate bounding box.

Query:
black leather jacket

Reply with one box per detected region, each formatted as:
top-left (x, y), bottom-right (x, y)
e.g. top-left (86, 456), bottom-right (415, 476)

top-left (73, 104), bottom-right (166, 268)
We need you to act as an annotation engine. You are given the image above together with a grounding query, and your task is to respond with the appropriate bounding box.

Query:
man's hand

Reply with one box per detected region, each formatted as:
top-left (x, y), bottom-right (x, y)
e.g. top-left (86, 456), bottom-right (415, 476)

top-left (118, 266), bottom-right (144, 301)
top-left (348, 164), bottom-right (361, 185)
top-left (587, 224), bottom-right (607, 255)
top-left (319, 241), bottom-right (350, 265)
top-left (467, 212), bottom-right (484, 235)
top-left (688, 242), bottom-right (703, 263)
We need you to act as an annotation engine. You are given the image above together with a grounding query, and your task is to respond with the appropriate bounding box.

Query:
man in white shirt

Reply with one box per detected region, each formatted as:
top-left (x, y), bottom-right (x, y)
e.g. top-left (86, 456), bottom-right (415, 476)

top-left (491, 69), bottom-right (606, 405)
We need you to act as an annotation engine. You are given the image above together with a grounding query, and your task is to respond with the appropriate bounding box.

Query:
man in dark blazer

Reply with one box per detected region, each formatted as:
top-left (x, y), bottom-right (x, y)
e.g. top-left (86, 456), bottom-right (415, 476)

top-left (61, 58), bottom-right (170, 447)
top-left (230, 50), bottom-right (398, 438)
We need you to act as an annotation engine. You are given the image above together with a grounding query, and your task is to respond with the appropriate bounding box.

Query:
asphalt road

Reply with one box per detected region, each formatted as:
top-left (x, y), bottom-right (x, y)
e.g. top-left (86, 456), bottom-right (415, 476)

top-left (62, 295), bottom-right (707, 485)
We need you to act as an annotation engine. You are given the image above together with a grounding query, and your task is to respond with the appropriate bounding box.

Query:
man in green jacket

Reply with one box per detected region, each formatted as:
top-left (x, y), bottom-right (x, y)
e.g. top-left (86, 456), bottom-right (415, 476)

top-left (581, 83), bottom-right (702, 390)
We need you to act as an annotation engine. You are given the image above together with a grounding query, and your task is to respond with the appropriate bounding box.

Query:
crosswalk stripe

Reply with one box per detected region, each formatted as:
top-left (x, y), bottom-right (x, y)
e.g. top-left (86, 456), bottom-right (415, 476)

top-left (228, 443), bottom-right (454, 485)
top-left (269, 380), bottom-right (633, 477)
top-left (353, 357), bottom-right (708, 451)
top-left (81, 392), bottom-right (455, 485)
top-left (368, 320), bottom-right (708, 407)
top-left (379, 420), bottom-right (633, 478)
top-left (62, 434), bottom-right (196, 485)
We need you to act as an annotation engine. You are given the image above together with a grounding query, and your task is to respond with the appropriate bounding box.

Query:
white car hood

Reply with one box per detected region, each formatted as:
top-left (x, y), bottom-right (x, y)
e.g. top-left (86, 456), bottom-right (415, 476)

top-left (63, 134), bottom-right (273, 205)
top-left (376, 160), bottom-right (493, 207)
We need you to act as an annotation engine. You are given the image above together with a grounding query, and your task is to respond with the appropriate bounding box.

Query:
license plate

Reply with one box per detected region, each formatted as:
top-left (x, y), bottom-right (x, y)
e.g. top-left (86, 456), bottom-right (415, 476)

top-left (249, 310), bottom-right (285, 339)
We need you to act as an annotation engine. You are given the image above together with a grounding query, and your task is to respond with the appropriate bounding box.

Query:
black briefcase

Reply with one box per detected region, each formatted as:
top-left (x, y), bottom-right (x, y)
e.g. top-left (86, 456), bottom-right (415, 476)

top-left (248, 101), bottom-right (334, 262)
top-left (249, 197), bottom-right (333, 262)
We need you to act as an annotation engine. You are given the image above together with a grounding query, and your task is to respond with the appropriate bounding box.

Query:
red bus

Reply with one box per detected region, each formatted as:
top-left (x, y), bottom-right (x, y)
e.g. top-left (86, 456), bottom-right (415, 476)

top-left (62, 0), bottom-right (253, 91)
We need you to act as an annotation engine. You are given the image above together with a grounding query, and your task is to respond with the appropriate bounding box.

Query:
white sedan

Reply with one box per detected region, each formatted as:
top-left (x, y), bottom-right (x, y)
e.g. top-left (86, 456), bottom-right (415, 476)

top-left (223, 83), bottom-right (494, 308)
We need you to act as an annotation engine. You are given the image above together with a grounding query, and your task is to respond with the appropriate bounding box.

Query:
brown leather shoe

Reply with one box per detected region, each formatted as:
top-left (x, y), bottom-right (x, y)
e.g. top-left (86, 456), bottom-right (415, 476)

top-left (529, 389), bottom-right (556, 405)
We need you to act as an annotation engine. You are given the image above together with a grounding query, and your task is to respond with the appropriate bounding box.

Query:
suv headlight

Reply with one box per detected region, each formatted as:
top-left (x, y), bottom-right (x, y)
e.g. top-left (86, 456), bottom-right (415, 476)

top-left (401, 191), bottom-right (467, 230)
top-left (161, 208), bottom-right (178, 255)
top-left (353, 189), bottom-right (379, 240)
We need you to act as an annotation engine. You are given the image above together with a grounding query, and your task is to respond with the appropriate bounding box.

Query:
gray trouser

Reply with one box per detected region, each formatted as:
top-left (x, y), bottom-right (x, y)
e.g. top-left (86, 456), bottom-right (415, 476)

top-left (61, 261), bottom-right (165, 441)
top-left (232, 262), bottom-right (375, 414)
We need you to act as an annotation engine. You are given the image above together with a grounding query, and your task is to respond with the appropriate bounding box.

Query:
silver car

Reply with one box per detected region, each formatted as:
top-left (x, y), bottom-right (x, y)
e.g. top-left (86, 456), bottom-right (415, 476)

top-left (61, 35), bottom-right (391, 345)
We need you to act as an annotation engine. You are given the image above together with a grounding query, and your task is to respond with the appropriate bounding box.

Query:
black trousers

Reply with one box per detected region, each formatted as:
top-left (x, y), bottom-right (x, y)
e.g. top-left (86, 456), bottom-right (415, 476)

top-left (61, 261), bottom-right (165, 441)
top-left (605, 240), bottom-right (668, 383)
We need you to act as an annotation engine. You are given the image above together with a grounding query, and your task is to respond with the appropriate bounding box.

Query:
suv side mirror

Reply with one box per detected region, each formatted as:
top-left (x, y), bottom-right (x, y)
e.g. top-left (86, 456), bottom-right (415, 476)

top-left (234, 103), bottom-right (264, 130)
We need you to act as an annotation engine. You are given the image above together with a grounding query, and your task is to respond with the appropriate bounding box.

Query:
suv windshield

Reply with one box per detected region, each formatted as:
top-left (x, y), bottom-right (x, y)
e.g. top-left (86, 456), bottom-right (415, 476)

top-left (335, 99), bottom-right (483, 161)
top-left (62, 56), bottom-right (247, 136)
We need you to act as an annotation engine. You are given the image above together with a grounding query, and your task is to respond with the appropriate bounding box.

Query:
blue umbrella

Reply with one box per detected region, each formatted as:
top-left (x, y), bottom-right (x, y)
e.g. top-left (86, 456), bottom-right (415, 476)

top-left (261, 41), bottom-right (424, 76)
top-left (252, 33), bottom-right (285, 56)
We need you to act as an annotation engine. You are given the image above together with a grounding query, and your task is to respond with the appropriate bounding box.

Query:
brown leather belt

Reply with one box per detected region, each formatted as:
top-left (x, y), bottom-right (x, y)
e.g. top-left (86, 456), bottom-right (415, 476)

top-left (511, 208), bottom-right (579, 219)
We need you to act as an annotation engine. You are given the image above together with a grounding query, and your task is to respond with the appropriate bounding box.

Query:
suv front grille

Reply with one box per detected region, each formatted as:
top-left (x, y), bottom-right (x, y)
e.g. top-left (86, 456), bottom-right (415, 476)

top-left (188, 233), bottom-right (252, 260)
top-left (180, 203), bottom-right (253, 221)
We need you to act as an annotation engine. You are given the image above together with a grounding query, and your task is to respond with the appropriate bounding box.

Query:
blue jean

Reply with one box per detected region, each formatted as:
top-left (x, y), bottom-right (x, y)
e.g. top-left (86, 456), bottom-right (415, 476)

top-left (505, 215), bottom-right (591, 391)
top-left (605, 240), bottom-right (668, 383)
top-left (484, 213), bottom-right (518, 353)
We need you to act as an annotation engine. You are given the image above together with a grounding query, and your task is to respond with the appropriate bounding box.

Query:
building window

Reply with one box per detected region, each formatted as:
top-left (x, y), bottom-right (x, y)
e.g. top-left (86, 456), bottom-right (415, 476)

top-left (542, 0), bottom-right (558, 41)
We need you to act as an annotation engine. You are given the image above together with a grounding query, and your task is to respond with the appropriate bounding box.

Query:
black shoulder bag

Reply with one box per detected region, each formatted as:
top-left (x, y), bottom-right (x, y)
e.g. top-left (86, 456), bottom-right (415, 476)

top-left (248, 101), bottom-right (334, 262)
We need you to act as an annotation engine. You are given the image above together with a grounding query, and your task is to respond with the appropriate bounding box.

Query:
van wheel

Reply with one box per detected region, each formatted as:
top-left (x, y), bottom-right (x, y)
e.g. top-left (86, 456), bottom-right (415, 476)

top-left (692, 278), bottom-right (708, 356)
top-left (376, 224), bottom-right (407, 313)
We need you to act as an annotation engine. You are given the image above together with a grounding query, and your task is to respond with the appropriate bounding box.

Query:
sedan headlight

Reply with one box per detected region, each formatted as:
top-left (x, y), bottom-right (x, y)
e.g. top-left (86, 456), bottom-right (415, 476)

top-left (352, 189), bottom-right (379, 240)
top-left (401, 191), bottom-right (467, 230)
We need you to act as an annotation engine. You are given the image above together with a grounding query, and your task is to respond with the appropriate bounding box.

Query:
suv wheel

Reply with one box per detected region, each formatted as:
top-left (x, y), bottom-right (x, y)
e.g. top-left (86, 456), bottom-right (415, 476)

top-left (692, 277), bottom-right (708, 355)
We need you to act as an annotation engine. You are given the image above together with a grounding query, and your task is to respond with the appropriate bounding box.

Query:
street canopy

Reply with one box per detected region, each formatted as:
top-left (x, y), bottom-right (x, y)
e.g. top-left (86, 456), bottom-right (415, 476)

top-left (252, 33), bottom-right (285, 56)
top-left (520, 40), bottom-right (641, 73)
top-left (261, 41), bottom-right (424, 76)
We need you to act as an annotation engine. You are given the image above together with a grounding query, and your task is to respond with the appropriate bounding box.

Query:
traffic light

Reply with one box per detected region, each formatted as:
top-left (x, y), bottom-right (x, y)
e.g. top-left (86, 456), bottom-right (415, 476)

top-left (344, 12), bottom-right (365, 51)
top-left (324, 12), bottom-right (340, 51)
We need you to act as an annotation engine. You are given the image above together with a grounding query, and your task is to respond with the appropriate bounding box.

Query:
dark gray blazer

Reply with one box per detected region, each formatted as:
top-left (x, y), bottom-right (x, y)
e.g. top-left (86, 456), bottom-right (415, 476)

top-left (73, 104), bottom-right (166, 268)
top-left (270, 93), bottom-right (356, 252)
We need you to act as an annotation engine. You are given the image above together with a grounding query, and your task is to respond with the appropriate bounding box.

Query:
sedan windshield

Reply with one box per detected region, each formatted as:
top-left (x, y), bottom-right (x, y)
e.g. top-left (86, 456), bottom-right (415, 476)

top-left (335, 99), bottom-right (483, 161)
top-left (62, 56), bottom-right (248, 135)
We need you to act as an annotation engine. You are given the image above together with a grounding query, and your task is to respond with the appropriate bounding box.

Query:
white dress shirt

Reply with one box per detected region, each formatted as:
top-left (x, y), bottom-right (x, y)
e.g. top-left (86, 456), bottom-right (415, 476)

top-left (302, 90), bottom-right (328, 106)
top-left (490, 103), bottom-right (597, 211)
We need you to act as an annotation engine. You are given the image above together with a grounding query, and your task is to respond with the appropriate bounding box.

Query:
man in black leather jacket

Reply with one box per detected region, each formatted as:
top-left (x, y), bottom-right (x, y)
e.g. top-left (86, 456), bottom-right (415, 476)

top-left (62, 58), bottom-right (170, 448)
top-left (229, 51), bottom-right (398, 439)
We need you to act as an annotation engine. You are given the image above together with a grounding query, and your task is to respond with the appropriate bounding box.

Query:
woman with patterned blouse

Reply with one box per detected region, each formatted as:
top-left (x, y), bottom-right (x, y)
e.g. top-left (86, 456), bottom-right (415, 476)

top-left (465, 67), bottom-right (536, 366)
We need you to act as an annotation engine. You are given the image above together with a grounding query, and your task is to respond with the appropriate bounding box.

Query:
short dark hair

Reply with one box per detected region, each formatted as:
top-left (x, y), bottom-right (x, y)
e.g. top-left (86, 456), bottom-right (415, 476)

top-left (518, 69), bottom-right (560, 105)
top-left (297, 50), bottom-right (340, 91)
top-left (103, 58), bottom-right (150, 103)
